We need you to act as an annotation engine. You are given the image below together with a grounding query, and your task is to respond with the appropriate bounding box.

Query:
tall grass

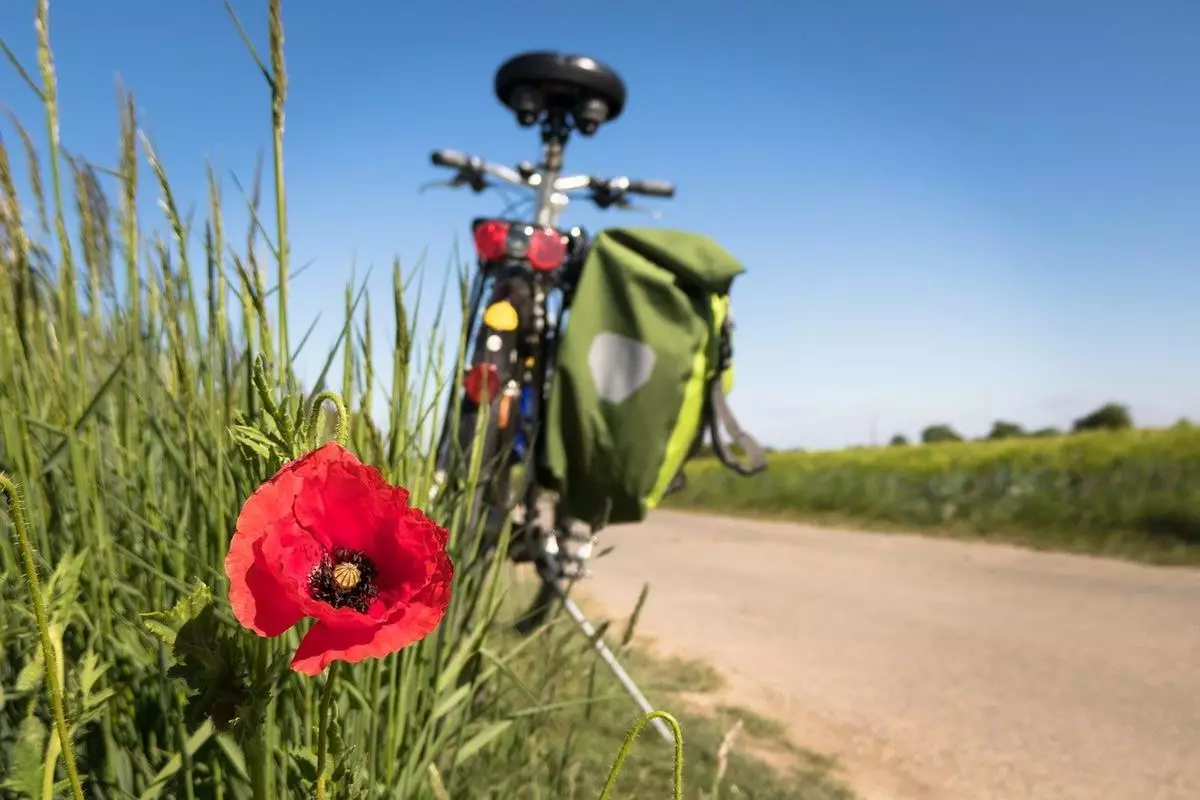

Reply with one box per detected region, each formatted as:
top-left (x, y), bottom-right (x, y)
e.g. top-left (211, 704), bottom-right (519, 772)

top-left (668, 427), bottom-right (1200, 563)
top-left (0, 1), bottom-right (688, 797)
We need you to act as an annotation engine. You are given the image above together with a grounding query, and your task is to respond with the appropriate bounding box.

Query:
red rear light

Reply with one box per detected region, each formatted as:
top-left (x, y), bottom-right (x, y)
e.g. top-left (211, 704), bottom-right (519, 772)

top-left (473, 221), bottom-right (510, 262)
top-left (527, 227), bottom-right (567, 272)
top-left (464, 363), bottom-right (501, 405)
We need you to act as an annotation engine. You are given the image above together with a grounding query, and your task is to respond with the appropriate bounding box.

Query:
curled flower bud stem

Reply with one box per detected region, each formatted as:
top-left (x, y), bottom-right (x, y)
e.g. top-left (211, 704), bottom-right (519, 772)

top-left (598, 710), bottom-right (685, 800)
top-left (307, 390), bottom-right (350, 449)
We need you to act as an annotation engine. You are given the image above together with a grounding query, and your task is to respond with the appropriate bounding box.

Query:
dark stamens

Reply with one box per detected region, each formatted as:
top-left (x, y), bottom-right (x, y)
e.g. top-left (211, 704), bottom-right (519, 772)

top-left (308, 548), bottom-right (379, 612)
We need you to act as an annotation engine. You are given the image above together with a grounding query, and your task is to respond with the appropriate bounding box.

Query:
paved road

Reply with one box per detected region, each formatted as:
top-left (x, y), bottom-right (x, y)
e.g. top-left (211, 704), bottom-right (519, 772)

top-left (582, 510), bottom-right (1200, 800)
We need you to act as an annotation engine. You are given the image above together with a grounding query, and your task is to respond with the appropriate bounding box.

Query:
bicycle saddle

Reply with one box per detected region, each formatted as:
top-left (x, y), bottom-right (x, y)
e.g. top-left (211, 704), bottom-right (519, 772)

top-left (494, 51), bottom-right (627, 132)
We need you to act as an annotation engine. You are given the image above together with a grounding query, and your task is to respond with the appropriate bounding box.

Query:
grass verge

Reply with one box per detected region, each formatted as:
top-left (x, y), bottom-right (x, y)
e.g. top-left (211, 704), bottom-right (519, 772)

top-left (470, 569), bottom-right (855, 800)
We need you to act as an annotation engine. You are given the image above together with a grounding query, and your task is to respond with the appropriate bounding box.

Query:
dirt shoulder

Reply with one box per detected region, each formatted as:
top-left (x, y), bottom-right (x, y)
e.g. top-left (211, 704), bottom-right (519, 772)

top-left (581, 510), bottom-right (1200, 800)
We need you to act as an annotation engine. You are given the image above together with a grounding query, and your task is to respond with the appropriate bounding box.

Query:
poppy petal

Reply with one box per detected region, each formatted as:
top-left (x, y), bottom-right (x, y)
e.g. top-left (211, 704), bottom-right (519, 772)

top-left (289, 595), bottom-right (448, 675)
top-left (365, 508), bottom-right (445, 595)
top-left (293, 442), bottom-right (398, 501)
top-left (258, 519), bottom-right (326, 609)
top-left (225, 466), bottom-right (309, 636)
top-left (226, 535), bottom-right (306, 636)
top-left (231, 458), bottom-right (306, 546)
top-left (293, 462), bottom-right (407, 553)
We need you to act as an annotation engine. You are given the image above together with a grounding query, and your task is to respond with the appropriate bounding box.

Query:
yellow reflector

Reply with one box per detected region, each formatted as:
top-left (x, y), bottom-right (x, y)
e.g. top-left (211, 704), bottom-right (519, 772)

top-left (483, 301), bottom-right (519, 332)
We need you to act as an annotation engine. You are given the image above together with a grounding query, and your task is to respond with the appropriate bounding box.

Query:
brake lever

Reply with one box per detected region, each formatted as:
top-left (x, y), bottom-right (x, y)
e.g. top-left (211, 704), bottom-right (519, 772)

top-left (417, 179), bottom-right (460, 194)
top-left (418, 171), bottom-right (491, 195)
top-left (417, 176), bottom-right (492, 196)
top-left (614, 197), bottom-right (662, 219)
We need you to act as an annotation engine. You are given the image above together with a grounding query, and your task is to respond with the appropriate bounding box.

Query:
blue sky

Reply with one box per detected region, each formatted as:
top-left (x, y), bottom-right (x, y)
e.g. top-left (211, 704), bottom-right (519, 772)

top-left (2, 0), bottom-right (1197, 449)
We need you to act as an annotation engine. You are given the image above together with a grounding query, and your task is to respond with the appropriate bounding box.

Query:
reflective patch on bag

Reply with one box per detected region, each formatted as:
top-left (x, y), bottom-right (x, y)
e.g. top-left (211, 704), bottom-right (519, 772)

top-left (587, 332), bottom-right (656, 404)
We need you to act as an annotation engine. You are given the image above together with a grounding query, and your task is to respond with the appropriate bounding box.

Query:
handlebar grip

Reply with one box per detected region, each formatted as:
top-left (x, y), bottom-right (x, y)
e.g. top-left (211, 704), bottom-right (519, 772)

top-left (431, 149), bottom-right (470, 169)
top-left (627, 179), bottom-right (676, 198)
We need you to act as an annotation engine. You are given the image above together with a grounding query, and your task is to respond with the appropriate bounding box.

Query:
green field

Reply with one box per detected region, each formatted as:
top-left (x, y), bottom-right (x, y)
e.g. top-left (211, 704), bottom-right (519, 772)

top-left (666, 427), bottom-right (1200, 563)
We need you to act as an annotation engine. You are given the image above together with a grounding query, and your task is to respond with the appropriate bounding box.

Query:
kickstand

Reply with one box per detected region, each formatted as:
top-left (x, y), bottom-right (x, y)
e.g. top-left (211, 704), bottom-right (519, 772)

top-left (547, 581), bottom-right (674, 745)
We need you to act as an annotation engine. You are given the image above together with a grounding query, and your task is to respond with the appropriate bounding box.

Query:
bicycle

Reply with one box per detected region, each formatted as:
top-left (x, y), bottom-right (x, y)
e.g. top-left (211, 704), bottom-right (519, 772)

top-left (425, 51), bottom-right (676, 627)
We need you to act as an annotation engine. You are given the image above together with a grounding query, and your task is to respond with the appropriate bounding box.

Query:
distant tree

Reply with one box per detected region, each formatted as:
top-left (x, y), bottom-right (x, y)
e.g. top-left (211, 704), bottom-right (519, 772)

top-left (1171, 417), bottom-right (1193, 430)
top-left (1030, 427), bottom-right (1062, 438)
top-left (985, 420), bottom-right (1026, 440)
top-left (889, 433), bottom-right (909, 447)
top-left (1071, 402), bottom-right (1133, 434)
top-left (921, 424), bottom-right (963, 444)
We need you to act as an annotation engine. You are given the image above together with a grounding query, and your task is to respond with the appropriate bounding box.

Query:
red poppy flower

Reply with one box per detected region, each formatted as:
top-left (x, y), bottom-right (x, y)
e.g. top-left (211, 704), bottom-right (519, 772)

top-left (224, 442), bottom-right (454, 675)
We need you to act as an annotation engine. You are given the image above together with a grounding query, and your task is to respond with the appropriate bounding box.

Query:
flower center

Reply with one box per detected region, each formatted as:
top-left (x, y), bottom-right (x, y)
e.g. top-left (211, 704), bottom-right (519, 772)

top-left (308, 548), bottom-right (379, 613)
top-left (333, 561), bottom-right (361, 589)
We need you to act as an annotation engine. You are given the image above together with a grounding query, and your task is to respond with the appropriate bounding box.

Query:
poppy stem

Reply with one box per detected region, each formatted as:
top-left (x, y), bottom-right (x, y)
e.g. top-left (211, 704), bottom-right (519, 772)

top-left (246, 640), bottom-right (276, 800)
top-left (0, 474), bottom-right (86, 800)
top-left (246, 730), bottom-right (272, 800)
top-left (315, 661), bottom-right (341, 798)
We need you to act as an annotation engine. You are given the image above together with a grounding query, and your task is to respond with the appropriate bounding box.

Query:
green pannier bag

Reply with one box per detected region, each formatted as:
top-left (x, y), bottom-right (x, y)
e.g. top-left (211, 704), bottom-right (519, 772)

top-left (543, 227), bottom-right (768, 529)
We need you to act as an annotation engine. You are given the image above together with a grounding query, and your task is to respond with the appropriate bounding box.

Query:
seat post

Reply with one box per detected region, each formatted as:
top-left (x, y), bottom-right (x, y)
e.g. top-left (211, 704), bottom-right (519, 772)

top-left (535, 112), bottom-right (570, 227)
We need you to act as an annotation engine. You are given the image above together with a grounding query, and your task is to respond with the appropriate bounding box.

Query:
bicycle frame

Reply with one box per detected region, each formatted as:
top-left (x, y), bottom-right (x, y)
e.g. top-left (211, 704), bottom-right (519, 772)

top-left (430, 92), bottom-right (681, 551)
top-left (426, 65), bottom-right (680, 743)
top-left (448, 225), bottom-right (583, 549)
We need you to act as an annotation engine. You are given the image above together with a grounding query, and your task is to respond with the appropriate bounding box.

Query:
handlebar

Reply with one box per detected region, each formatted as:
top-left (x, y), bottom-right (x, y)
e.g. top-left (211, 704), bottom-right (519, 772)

top-left (627, 179), bottom-right (675, 198)
top-left (430, 149), bottom-right (526, 187)
top-left (429, 148), bottom-right (675, 204)
top-left (430, 149), bottom-right (469, 169)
